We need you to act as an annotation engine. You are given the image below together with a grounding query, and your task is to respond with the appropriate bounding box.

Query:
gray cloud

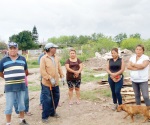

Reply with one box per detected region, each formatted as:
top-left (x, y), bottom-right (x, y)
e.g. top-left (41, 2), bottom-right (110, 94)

top-left (0, 0), bottom-right (150, 42)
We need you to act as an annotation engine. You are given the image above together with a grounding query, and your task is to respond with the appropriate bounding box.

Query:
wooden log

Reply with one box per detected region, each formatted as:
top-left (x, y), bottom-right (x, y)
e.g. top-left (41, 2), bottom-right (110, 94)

top-left (121, 92), bottom-right (150, 95)
top-left (123, 96), bottom-right (135, 100)
top-left (121, 92), bottom-right (135, 95)
top-left (121, 87), bottom-right (150, 92)
top-left (121, 87), bottom-right (133, 92)
top-left (123, 97), bottom-right (145, 103)
top-left (93, 73), bottom-right (107, 77)
top-left (124, 99), bottom-right (144, 104)
top-left (97, 81), bottom-right (108, 85)
top-left (93, 67), bottom-right (103, 71)
top-left (99, 84), bottom-right (109, 87)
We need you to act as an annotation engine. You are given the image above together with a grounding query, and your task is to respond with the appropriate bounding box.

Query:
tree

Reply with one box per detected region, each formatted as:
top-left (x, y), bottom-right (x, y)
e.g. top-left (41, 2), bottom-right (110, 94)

top-left (143, 39), bottom-right (150, 51)
top-left (9, 34), bottom-right (18, 42)
top-left (121, 38), bottom-right (143, 51)
top-left (32, 26), bottom-right (39, 43)
top-left (9, 30), bottom-right (38, 50)
top-left (130, 33), bottom-right (141, 39)
top-left (77, 35), bottom-right (91, 44)
top-left (114, 33), bottom-right (127, 47)
top-left (91, 33), bottom-right (105, 41)
top-left (48, 37), bottom-right (58, 44)
top-left (69, 35), bottom-right (77, 43)
top-left (0, 42), bottom-right (7, 50)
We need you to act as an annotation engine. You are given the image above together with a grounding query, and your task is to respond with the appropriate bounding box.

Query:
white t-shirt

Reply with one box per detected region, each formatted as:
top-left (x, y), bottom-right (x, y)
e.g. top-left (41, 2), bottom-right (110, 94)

top-left (129, 54), bottom-right (149, 82)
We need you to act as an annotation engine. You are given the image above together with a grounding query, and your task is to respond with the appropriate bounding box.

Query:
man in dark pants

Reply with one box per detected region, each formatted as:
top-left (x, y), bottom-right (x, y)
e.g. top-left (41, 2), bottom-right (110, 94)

top-left (38, 49), bottom-right (46, 110)
top-left (40, 43), bottom-right (64, 123)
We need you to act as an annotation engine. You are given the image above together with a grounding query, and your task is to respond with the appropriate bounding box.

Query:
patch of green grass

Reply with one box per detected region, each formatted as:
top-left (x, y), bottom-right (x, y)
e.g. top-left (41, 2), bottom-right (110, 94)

top-left (81, 88), bottom-right (111, 101)
top-left (144, 51), bottom-right (150, 56)
top-left (28, 65), bottom-right (39, 68)
top-left (81, 90), bottom-right (98, 101)
top-left (28, 81), bottom-right (34, 84)
top-left (29, 85), bottom-right (41, 91)
top-left (27, 59), bottom-right (39, 68)
top-left (98, 89), bottom-right (111, 97)
top-left (82, 68), bottom-right (108, 83)
top-left (27, 59), bottom-right (38, 65)
top-left (83, 68), bottom-right (98, 73)
top-left (82, 74), bottom-right (100, 83)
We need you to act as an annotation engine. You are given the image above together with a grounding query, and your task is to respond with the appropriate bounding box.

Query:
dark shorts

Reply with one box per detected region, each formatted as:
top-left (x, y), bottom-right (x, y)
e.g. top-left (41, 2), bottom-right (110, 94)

top-left (67, 80), bottom-right (81, 88)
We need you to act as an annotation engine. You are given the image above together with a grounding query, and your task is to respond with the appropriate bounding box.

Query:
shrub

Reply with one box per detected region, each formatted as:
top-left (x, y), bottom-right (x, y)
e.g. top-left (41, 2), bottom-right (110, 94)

top-left (121, 38), bottom-right (143, 51)
top-left (60, 49), bottom-right (70, 66)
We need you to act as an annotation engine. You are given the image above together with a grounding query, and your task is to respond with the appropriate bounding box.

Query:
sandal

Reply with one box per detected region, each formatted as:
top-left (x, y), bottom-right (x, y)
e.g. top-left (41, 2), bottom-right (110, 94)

top-left (25, 112), bottom-right (33, 116)
top-left (69, 101), bottom-right (73, 105)
top-left (76, 100), bottom-right (80, 105)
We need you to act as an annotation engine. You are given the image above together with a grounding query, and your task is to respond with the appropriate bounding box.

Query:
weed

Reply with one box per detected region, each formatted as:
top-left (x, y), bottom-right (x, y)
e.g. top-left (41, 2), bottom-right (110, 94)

top-left (81, 88), bottom-right (111, 101)
top-left (29, 85), bottom-right (41, 91)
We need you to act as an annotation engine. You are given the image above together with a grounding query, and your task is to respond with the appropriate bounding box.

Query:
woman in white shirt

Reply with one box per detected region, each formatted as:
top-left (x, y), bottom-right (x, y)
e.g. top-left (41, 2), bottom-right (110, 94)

top-left (127, 44), bottom-right (150, 106)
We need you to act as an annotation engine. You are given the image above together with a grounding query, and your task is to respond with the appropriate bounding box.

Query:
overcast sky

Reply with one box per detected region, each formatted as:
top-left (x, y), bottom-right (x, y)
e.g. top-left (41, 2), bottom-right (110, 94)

top-left (0, 0), bottom-right (150, 42)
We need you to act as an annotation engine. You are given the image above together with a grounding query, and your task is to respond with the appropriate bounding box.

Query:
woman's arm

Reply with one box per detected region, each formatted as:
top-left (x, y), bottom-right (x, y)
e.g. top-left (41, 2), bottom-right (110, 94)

top-left (74, 63), bottom-right (83, 78)
top-left (77, 63), bottom-right (83, 73)
top-left (132, 60), bottom-right (149, 69)
top-left (127, 61), bottom-right (138, 70)
top-left (127, 60), bottom-right (149, 70)
top-left (65, 64), bottom-right (76, 73)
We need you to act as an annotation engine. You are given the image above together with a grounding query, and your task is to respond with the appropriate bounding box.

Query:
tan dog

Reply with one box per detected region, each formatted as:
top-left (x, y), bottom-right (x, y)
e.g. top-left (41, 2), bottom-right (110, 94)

top-left (117, 104), bottom-right (150, 123)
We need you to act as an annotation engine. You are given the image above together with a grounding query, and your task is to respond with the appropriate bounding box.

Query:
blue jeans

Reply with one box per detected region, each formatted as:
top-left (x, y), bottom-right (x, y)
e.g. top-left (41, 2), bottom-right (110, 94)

top-left (14, 86), bottom-right (29, 114)
top-left (41, 84), bottom-right (60, 119)
top-left (40, 83), bottom-right (43, 105)
top-left (5, 91), bottom-right (25, 114)
top-left (108, 76), bottom-right (123, 105)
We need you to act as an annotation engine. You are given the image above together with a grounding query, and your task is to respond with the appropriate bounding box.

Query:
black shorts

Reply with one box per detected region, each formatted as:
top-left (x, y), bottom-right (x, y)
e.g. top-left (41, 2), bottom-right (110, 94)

top-left (67, 80), bottom-right (81, 88)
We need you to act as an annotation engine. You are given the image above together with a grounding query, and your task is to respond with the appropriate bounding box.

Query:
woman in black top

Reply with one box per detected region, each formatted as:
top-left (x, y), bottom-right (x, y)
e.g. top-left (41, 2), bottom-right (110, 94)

top-left (106, 48), bottom-right (125, 111)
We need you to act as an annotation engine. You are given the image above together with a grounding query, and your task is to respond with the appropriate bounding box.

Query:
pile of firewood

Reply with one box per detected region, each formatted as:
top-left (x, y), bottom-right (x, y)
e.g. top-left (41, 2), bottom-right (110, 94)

top-left (121, 87), bottom-right (150, 104)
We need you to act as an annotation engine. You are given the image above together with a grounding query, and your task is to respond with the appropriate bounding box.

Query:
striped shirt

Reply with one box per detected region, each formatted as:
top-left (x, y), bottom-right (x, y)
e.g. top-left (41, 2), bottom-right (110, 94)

top-left (0, 55), bottom-right (27, 92)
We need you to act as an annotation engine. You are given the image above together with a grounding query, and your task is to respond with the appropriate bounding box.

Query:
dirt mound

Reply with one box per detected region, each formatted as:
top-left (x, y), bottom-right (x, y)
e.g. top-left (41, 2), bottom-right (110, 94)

top-left (83, 49), bottom-right (133, 69)
top-left (83, 57), bottom-right (107, 69)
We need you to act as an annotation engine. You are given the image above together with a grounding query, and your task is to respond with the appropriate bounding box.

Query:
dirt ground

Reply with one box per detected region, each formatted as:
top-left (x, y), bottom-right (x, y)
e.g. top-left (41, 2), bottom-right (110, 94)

top-left (0, 67), bottom-right (150, 125)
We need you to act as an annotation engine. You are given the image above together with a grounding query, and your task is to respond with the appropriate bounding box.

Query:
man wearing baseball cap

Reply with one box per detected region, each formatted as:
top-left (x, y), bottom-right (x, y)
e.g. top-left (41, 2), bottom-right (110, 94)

top-left (40, 42), bottom-right (64, 123)
top-left (0, 42), bottom-right (30, 125)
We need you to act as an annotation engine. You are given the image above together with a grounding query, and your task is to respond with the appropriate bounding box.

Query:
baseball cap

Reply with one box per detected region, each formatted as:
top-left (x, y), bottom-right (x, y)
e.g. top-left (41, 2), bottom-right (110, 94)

top-left (8, 42), bottom-right (18, 48)
top-left (44, 43), bottom-right (58, 50)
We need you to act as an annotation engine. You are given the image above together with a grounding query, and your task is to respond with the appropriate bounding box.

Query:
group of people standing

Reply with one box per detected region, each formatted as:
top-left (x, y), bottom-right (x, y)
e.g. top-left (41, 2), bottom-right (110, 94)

top-left (0, 41), bottom-right (150, 125)
top-left (0, 41), bottom-right (83, 125)
top-left (106, 45), bottom-right (150, 111)
top-left (39, 43), bottom-right (83, 123)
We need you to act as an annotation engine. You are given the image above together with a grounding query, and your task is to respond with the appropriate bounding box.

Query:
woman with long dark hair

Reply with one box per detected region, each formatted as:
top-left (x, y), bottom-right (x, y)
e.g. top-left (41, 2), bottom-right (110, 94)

top-left (106, 48), bottom-right (125, 110)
